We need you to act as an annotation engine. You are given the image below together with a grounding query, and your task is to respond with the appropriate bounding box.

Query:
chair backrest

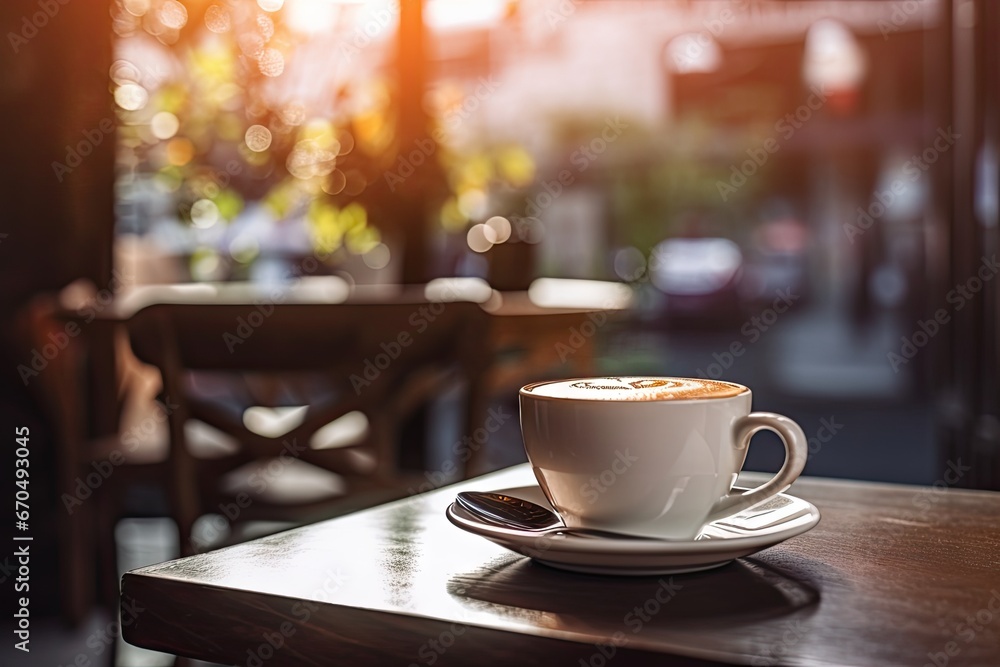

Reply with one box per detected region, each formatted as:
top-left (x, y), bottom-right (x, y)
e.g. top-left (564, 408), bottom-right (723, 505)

top-left (123, 296), bottom-right (492, 546)
top-left (126, 299), bottom-right (489, 377)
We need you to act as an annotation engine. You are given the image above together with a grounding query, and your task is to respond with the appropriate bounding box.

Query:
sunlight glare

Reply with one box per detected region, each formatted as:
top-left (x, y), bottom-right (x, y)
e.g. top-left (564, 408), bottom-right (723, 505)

top-left (426, 0), bottom-right (506, 31)
top-left (286, 0), bottom-right (338, 35)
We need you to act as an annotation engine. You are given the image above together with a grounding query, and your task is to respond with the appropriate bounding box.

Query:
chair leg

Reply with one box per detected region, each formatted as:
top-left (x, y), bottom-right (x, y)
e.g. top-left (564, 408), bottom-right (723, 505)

top-left (59, 491), bottom-right (95, 625)
top-left (160, 377), bottom-right (201, 551)
top-left (97, 487), bottom-right (121, 612)
top-left (169, 423), bottom-right (201, 555)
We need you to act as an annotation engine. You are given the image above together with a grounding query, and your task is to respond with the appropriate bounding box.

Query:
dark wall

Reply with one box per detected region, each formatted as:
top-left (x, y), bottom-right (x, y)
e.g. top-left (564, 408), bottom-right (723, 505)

top-left (0, 0), bottom-right (114, 616)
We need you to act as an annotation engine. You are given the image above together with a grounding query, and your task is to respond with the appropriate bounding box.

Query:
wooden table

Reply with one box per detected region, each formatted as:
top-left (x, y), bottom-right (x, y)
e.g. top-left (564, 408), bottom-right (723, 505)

top-left (122, 465), bottom-right (1000, 666)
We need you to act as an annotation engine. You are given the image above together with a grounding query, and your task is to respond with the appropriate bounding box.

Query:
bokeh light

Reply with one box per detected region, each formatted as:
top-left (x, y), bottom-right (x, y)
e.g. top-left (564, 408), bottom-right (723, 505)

top-left (158, 0), bottom-right (188, 30)
top-left (165, 137), bottom-right (195, 166)
top-left (109, 60), bottom-right (142, 85)
top-left (229, 234), bottom-right (261, 264)
top-left (323, 170), bottom-right (347, 195)
top-left (114, 83), bottom-right (148, 110)
top-left (280, 103), bottom-right (306, 126)
top-left (204, 5), bottom-right (231, 33)
top-left (466, 223), bottom-right (496, 253)
top-left (484, 216), bottom-right (511, 244)
top-left (238, 32), bottom-right (266, 59)
top-left (151, 112), bottom-right (180, 140)
top-left (256, 13), bottom-right (275, 41)
top-left (362, 243), bottom-right (391, 270)
top-left (336, 131), bottom-right (355, 155)
top-left (287, 140), bottom-right (337, 179)
top-left (301, 119), bottom-right (341, 152)
top-left (258, 48), bottom-right (285, 77)
top-left (245, 124), bottom-right (273, 152)
top-left (190, 199), bottom-right (221, 228)
top-left (123, 0), bottom-right (151, 18)
top-left (613, 247), bottom-right (646, 281)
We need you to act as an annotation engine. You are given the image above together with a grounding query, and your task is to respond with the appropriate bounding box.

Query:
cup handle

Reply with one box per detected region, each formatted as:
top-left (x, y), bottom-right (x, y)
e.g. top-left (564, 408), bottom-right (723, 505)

top-left (705, 412), bottom-right (808, 524)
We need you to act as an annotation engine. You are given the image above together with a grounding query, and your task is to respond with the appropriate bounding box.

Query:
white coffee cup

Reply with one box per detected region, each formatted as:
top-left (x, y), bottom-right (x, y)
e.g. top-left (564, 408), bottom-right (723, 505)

top-left (519, 376), bottom-right (807, 540)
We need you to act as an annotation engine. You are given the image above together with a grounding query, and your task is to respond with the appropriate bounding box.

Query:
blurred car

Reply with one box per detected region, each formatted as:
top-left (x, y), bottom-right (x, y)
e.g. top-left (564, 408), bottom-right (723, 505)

top-left (648, 237), bottom-right (745, 327)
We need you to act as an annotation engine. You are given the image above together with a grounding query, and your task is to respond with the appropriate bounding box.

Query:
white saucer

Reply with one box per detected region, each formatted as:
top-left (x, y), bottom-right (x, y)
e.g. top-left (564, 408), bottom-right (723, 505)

top-left (446, 485), bottom-right (820, 576)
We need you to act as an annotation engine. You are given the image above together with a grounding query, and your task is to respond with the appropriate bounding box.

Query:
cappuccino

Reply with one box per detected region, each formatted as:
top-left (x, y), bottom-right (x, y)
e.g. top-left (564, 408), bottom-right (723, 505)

top-left (520, 376), bottom-right (806, 539)
top-left (524, 376), bottom-right (746, 401)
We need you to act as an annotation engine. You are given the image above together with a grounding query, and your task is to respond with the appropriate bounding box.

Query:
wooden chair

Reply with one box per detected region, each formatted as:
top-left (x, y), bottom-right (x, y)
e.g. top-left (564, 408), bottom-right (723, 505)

top-left (459, 281), bottom-right (632, 475)
top-left (23, 294), bottom-right (178, 623)
top-left (125, 298), bottom-right (490, 554)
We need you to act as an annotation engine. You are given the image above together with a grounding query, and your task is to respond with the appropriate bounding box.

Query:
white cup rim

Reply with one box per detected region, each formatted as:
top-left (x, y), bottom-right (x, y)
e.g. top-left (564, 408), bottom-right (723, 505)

top-left (519, 376), bottom-right (751, 403)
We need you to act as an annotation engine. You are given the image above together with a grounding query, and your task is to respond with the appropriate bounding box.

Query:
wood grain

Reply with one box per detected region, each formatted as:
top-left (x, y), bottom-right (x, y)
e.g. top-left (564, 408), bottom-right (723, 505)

top-left (122, 467), bottom-right (1000, 666)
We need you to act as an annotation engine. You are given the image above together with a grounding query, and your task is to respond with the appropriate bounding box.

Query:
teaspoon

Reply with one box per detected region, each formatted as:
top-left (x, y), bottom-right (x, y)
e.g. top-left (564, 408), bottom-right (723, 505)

top-left (455, 491), bottom-right (655, 540)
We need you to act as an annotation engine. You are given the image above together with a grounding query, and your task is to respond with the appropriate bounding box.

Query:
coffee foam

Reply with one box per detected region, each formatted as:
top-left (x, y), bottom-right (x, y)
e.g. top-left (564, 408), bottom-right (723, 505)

top-left (525, 377), bottom-right (747, 401)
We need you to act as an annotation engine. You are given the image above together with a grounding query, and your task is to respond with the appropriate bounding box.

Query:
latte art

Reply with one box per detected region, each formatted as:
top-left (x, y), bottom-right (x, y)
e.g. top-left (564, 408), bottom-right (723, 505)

top-left (525, 377), bottom-right (746, 401)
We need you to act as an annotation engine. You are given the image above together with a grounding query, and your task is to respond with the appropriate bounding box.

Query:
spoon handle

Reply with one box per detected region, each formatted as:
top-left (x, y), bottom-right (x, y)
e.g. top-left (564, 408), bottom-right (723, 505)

top-left (456, 491), bottom-right (560, 530)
